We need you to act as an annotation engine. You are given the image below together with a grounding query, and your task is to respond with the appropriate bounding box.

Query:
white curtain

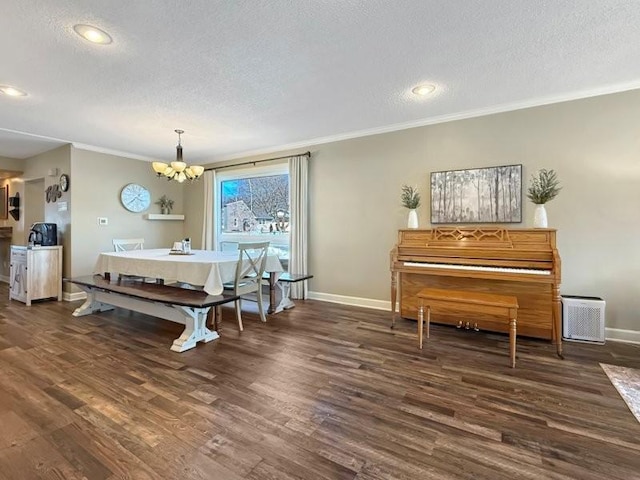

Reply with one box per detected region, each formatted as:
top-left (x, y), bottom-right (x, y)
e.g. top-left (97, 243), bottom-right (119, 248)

top-left (288, 154), bottom-right (309, 299)
top-left (201, 169), bottom-right (216, 250)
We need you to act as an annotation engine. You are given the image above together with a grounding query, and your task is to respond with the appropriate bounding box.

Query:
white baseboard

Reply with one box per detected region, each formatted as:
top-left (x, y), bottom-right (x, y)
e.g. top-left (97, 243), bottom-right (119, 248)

top-left (64, 291), bottom-right (87, 302)
top-left (307, 291), bottom-right (392, 311)
top-left (606, 328), bottom-right (640, 345)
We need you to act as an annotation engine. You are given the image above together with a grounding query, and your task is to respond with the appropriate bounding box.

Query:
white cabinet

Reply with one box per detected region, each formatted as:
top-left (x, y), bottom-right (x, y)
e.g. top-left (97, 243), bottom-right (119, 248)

top-left (9, 246), bottom-right (63, 306)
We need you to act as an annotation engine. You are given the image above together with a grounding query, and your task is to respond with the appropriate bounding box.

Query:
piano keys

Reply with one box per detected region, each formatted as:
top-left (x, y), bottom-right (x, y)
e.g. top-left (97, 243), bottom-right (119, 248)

top-left (402, 262), bottom-right (551, 276)
top-left (390, 227), bottom-right (562, 356)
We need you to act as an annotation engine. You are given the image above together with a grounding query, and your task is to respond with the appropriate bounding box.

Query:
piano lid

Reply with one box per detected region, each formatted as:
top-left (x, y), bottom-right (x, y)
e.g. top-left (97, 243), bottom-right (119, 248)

top-left (399, 227), bottom-right (556, 250)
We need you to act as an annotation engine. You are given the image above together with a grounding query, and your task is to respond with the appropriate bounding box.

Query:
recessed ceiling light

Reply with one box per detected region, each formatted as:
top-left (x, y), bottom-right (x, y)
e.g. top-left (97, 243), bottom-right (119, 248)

top-left (0, 85), bottom-right (27, 97)
top-left (73, 24), bottom-right (113, 45)
top-left (412, 84), bottom-right (436, 96)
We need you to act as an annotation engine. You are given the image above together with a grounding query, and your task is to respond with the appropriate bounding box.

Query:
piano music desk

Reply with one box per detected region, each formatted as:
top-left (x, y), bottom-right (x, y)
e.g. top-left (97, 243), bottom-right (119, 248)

top-left (416, 287), bottom-right (519, 368)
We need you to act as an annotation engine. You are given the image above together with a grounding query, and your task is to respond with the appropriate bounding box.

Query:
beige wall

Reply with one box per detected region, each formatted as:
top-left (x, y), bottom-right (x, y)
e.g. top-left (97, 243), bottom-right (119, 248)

top-left (69, 147), bottom-right (187, 286)
top-left (187, 89), bottom-right (640, 333)
top-left (184, 179), bottom-right (204, 249)
top-left (0, 155), bottom-right (23, 171)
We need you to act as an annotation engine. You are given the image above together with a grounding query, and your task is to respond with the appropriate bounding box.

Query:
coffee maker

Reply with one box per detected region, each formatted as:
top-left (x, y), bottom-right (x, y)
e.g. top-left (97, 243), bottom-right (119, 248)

top-left (28, 222), bottom-right (57, 246)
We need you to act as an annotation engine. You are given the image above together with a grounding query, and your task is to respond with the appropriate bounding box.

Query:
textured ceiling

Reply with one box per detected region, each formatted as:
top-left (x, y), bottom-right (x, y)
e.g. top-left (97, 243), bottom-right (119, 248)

top-left (1, 0), bottom-right (640, 161)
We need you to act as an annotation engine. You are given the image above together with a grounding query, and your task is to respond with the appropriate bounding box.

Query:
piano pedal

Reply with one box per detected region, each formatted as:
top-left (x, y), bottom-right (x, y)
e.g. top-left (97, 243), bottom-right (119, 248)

top-left (465, 321), bottom-right (470, 330)
top-left (473, 322), bottom-right (480, 332)
top-left (456, 320), bottom-right (463, 329)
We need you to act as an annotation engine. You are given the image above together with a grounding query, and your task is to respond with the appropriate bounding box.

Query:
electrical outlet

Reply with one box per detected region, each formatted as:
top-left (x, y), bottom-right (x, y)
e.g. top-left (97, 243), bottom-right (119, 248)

top-left (97, 217), bottom-right (108, 226)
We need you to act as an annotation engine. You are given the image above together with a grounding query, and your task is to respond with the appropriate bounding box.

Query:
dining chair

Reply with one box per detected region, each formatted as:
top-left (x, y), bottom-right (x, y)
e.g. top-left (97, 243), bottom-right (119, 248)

top-left (223, 241), bottom-right (270, 331)
top-left (112, 238), bottom-right (146, 281)
top-left (220, 241), bottom-right (239, 252)
top-left (112, 238), bottom-right (145, 251)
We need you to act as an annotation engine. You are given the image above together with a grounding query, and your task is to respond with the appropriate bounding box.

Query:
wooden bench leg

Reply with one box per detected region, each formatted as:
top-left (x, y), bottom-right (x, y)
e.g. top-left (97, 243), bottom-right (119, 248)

top-left (275, 282), bottom-right (295, 313)
top-left (509, 316), bottom-right (517, 368)
top-left (426, 305), bottom-right (430, 339)
top-left (171, 307), bottom-right (218, 352)
top-left (211, 305), bottom-right (222, 333)
top-left (267, 273), bottom-right (277, 314)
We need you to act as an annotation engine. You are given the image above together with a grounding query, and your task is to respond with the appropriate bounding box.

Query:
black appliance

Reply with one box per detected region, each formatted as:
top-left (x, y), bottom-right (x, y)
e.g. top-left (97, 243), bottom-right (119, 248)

top-left (28, 222), bottom-right (57, 246)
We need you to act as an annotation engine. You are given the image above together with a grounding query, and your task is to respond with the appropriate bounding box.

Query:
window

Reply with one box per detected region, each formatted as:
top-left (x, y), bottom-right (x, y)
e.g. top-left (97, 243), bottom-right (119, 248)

top-left (216, 163), bottom-right (289, 268)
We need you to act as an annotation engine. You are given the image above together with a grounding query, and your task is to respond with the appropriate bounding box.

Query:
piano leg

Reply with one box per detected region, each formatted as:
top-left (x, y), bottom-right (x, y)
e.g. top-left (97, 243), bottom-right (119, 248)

top-left (553, 285), bottom-right (564, 359)
top-left (390, 270), bottom-right (398, 328)
top-left (509, 311), bottom-right (517, 368)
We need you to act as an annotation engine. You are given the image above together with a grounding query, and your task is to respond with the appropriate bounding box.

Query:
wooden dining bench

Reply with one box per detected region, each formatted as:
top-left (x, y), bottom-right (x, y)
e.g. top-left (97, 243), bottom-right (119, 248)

top-left (66, 275), bottom-right (239, 352)
top-left (416, 287), bottom-right (519, 368)
top-left (263, 272), bottom-right (314, 314)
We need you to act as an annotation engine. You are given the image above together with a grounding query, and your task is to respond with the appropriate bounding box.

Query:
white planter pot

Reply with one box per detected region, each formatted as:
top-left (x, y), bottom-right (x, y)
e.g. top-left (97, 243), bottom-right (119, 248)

top-left (407, 209), bottom-right (419, 229)
top-left (533, 204), bottom-right (548, 228)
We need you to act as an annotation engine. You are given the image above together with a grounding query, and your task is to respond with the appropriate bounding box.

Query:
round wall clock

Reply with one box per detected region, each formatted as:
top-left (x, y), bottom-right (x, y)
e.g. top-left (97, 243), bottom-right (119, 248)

top-left (59, 174), bottom-right (69, 192)
top-left (120, 183), bottom-right (151, 212)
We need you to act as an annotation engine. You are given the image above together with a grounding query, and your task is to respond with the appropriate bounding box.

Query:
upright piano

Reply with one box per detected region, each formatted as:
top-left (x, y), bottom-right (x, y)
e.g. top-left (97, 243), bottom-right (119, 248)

top-left (390, 227), bottom-right (562, 356)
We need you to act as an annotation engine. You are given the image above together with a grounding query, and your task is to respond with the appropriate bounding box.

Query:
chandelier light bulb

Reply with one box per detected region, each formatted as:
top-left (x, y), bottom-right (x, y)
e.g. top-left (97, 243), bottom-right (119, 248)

top-left (152, 162), bottom-right (168, 175)
top-left (171, 161), bottom-right (187, 173)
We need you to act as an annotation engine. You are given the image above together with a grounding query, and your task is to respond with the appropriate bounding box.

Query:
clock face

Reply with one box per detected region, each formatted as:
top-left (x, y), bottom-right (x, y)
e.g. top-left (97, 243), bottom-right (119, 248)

top-left (120, 183), bottom-right (151, 212)
top-left (59, 174), bottom-right (69, 192)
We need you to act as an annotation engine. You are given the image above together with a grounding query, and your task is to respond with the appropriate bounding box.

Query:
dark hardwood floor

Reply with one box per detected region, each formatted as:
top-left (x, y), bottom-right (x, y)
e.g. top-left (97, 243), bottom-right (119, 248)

top-left (1, 284), bottom-right (639, 480)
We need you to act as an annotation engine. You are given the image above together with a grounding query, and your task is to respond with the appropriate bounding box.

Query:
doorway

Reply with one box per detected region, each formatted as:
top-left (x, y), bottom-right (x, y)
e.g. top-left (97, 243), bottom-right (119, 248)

top-left (24, 178), bottom-right (45, 244)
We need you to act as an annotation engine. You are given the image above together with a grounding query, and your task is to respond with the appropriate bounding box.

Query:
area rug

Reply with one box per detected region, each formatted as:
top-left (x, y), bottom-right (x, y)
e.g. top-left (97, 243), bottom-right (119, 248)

top-left (601, 363), bottom-right (640, 423)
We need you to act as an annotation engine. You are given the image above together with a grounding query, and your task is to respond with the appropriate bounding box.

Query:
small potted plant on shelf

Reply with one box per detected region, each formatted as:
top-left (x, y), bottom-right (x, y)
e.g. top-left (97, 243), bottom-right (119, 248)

top-left (401, 185), bottom-right (421, 229)
top-left (155, 195), bottom-right (174, 214)
top-left (526, 169), bottom-right (561, 228)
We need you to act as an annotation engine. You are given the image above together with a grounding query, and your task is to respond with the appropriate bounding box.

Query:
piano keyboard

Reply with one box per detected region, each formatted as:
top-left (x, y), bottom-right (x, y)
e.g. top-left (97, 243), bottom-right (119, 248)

top-left (403, 262), bottom-right (551, 275)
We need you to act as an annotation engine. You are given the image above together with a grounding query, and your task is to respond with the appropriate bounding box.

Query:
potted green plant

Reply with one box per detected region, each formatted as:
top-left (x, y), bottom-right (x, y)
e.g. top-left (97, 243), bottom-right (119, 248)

top-left (526, 169), bottom-right (561, 228)
top-left (155, 195), bottom-right (174, 214)
top-left (401, 185), bottom-right (421, 228)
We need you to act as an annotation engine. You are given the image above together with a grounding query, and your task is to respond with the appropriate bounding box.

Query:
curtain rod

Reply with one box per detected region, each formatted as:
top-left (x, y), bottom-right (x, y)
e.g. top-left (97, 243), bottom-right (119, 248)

top-left (206, 151), bottom-right (311, 172)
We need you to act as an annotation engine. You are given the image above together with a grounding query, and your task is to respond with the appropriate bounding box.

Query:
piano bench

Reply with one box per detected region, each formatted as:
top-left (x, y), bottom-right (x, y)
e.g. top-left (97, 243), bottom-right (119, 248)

top-left (416, 287), bottom-right (519, 368)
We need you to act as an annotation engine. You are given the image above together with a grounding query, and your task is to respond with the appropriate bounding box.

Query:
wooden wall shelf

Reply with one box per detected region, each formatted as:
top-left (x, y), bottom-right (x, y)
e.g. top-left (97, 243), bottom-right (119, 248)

top-left (145, 214), bottom-right (185, 221)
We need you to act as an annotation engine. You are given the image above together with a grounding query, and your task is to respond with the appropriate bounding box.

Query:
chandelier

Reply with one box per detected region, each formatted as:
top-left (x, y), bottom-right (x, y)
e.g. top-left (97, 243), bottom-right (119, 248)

top-left (152, 129), bottom-right (204, 183)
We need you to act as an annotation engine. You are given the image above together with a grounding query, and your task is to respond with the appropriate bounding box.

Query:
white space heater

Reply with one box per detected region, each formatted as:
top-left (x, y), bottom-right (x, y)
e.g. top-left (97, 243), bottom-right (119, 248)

top-left (562, 295), bottom-right (606, 344)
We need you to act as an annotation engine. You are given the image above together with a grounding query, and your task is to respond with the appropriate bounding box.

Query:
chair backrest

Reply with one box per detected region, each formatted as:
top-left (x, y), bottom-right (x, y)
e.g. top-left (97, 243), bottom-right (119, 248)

top-left (113, 238), bottom-right (145, 252)
top-left (220, 241), bottom-right (239, 252)
top-left (234, 242), bottom-right (269, 289)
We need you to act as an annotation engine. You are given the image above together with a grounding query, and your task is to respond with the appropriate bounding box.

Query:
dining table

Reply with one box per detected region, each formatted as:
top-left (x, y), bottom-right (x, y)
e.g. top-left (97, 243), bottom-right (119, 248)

top-left (93, 248), bottom-right (285, 312)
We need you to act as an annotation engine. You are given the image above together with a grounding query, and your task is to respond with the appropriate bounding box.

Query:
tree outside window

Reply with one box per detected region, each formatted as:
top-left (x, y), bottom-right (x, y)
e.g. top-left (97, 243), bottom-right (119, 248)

top-left (218, 172), bottom-right (290, 268)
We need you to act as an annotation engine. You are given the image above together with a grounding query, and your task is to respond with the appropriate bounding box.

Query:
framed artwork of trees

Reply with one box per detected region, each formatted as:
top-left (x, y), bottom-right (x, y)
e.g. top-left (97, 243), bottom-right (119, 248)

top-left (430, 164), bottom-right (522, 224)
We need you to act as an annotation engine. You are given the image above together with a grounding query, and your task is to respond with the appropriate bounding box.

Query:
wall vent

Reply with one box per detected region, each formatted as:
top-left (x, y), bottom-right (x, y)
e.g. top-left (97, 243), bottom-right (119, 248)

top-left (562, 295), bottom-right (606, 344)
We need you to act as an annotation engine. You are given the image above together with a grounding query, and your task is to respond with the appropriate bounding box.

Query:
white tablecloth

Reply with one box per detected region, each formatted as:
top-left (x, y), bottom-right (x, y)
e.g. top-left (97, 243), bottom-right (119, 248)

top-left (94, 249), bottom-right (283, 295)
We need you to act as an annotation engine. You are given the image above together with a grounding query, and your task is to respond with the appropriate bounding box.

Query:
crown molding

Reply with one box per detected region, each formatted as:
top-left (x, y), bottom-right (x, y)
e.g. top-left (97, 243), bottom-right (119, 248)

top-left (213, 80), bottom-right (640, 162)
top-left (71, 143), bottom-right (157, 162)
